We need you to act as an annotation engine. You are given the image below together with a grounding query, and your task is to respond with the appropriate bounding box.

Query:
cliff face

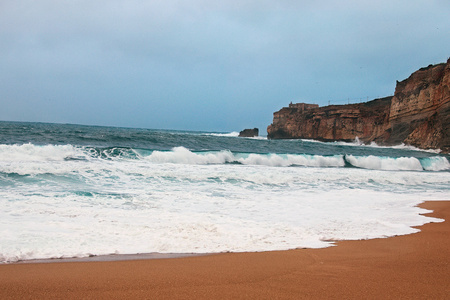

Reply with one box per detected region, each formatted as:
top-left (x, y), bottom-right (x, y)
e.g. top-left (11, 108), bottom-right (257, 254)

top-left (387, 61), bottom-right (450, 151)
top-left (267, 97), bottom-right (392, 143)
top-left (267, 58), bottom-right (450, 152)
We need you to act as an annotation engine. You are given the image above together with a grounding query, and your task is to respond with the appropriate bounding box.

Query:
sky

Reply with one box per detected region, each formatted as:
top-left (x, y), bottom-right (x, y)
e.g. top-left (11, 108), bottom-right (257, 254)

top-left (1, 0), bottom-right (449, 133)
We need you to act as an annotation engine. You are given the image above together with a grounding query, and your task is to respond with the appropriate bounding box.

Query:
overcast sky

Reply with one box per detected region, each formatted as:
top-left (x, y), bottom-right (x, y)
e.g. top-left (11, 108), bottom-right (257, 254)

top-left (1, 0), bottom-right (449, 132)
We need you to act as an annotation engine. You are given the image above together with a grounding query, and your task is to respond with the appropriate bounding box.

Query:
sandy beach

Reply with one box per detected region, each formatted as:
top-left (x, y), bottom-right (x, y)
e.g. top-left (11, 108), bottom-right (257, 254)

top-left (1, 201), bottom-right (449, 299)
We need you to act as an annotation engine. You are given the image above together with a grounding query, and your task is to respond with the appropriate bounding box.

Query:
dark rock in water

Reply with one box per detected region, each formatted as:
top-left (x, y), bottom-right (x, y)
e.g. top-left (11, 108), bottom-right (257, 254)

top-left (239, 128), bottom-right (259, 137)
top-left (267, 58), bottom-right (450, 153)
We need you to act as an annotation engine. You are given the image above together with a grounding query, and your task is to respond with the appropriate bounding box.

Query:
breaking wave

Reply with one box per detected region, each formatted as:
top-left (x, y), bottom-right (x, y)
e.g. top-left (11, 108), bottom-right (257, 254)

top-left (205, 131), bottom-right (240, 137)
top-left (1, 144), bottom-right (448, 172)
top-left (1, 123), bottom-right (449, 263)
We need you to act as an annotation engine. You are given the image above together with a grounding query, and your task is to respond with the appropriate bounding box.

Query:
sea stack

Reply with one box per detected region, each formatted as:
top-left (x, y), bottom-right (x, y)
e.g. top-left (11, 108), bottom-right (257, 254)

top-left (239, 128), bottom-right (259, 137)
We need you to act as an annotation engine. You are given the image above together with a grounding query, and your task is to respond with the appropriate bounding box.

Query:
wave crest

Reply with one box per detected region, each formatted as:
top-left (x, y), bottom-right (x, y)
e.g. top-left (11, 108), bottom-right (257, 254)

top-left (1, 144), bottom-right (448, 171)
top-left (146, 147), bottom-right (345, 167)
top-left (345, 155), bottom-right (449, 171)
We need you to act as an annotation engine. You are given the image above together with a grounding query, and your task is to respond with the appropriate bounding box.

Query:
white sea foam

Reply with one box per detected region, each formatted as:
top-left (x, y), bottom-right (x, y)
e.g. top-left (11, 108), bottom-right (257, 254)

top-left (206, 131), bottom-right (240, 137)
top-left (1, 144), bottom-right (448, 173)
top-left (384, 143), bottom-right (442, 153)
top-left (421, 156), bottom-right (450, 171)
top-left (144, 148), bottom-right (346, 167)
top-left (345, 155), bottom-right (424, 171)
top-left (145, 148), bottom-right (449, 171)
top-left (0, 143), bottom-right (84, 162)
top-left (236, 153), bottom-right (345, 167)
top-left (1, 143), bottom-right (449, 262)
top-left (146, 147), bottom-right (235, 165)
top-left (356, 140), bottom-right (442, 153)
top-left (305, 137), bottom-right (443, 153)
top-left (345, 155), bottom-right (450, 171)
top-left (205, 131), bottom-right (267, 139)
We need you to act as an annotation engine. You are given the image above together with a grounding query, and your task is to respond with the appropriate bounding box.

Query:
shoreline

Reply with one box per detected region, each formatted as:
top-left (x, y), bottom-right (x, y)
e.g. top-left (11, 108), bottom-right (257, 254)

top-left (13, 252), bottom-right (207, 264)
top-left (1, 201), bottom-right (449, 299)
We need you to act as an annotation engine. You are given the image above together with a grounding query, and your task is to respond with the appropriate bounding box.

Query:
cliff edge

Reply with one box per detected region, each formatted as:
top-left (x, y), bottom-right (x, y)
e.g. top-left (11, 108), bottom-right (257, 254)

top-left (267, 58), bottom-right (450, 153)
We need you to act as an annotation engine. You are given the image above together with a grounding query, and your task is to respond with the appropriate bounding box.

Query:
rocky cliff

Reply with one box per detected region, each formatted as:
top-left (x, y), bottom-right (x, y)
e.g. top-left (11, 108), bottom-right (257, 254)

top-left (267, 97), bottom-right (392, 143)
top-left (267, 58), bottom-right (450, 152)
top-left (387, 61), bottom-right (450, 151)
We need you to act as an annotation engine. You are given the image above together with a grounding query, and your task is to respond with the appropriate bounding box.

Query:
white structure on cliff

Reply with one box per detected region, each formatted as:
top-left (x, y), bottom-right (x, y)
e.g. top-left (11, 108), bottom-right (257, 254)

top-left (288, 102), bottom-right (319, 112)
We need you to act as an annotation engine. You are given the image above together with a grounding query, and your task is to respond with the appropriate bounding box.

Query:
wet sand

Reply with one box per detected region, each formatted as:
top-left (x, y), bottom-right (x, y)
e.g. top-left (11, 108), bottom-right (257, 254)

top-left (1, 201), bottom-right (449, 299)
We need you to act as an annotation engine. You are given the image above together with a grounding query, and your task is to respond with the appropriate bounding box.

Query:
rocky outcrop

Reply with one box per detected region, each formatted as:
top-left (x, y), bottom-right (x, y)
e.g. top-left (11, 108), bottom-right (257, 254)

top-left (239, 128), bottom-right (259, 137)
top-left (267, 58), bottom-right (450, 152)
top-left (387, 61), bottom-right (450, 151)
top-left (267, 98), bottom-right (392, 143)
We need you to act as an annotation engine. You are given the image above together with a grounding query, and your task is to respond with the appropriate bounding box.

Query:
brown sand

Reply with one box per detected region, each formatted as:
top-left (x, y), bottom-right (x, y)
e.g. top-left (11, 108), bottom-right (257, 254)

top-left (1, 201), bottom-right (449, 299)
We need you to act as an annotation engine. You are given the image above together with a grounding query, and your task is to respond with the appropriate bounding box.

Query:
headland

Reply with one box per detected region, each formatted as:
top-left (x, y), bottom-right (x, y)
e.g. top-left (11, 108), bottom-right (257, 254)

top-left (268, 58), bottom-right (450, 153)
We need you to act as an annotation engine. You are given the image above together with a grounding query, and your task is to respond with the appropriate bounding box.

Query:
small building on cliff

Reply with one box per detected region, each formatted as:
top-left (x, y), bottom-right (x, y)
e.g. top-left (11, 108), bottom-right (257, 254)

top-left (288, 102), bottom-right (319, 112)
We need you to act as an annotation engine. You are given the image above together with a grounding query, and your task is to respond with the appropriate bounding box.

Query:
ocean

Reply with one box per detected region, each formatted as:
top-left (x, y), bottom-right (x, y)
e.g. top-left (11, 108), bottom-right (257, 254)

top-left (0, 121), bottom-right (449, 263)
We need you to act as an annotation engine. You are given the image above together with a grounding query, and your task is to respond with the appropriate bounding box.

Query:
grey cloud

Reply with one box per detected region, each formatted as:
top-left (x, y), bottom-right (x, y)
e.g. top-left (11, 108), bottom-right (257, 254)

top-left (0, 0), bottom-right (449, 131)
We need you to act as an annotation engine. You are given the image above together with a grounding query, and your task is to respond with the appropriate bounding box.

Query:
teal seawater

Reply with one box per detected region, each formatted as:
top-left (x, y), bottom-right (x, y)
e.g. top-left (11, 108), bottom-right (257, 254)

top-left (0, 121), bottom-right (449, 262)
top-left (1, 121), bottom-right (448, 159)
